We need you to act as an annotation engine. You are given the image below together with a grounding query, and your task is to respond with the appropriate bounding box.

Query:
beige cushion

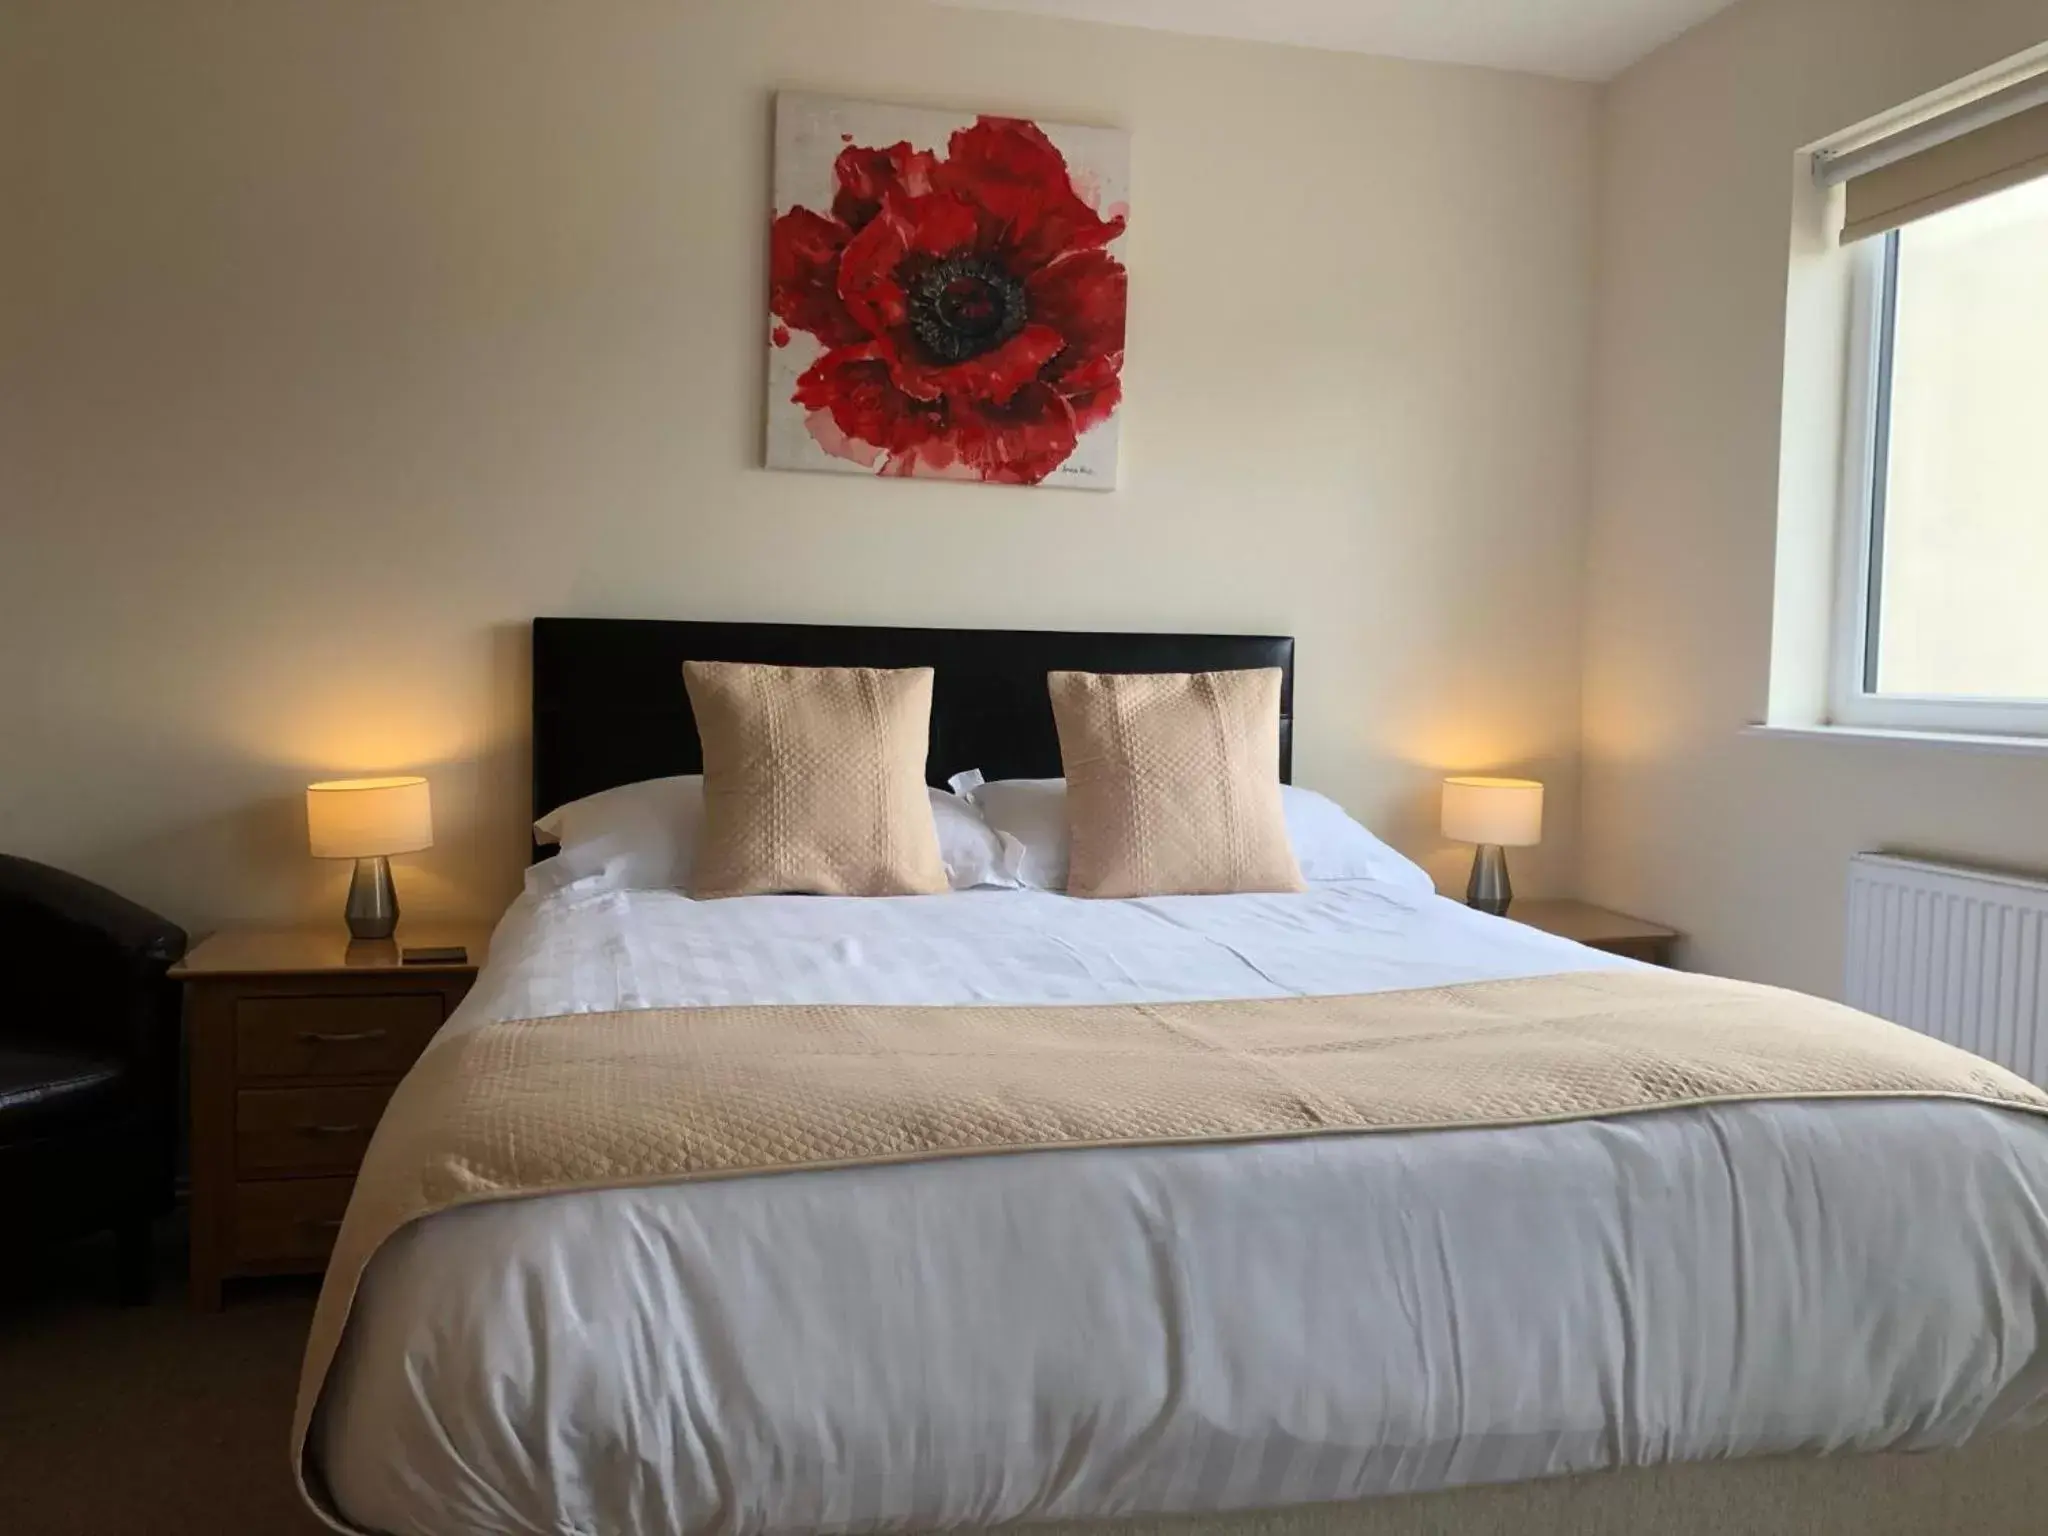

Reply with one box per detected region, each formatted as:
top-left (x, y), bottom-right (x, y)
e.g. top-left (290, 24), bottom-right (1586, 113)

top-left (683, 660), bottom-right (947, 898)
top-left (1049, 667), bottom-right (1303, 899)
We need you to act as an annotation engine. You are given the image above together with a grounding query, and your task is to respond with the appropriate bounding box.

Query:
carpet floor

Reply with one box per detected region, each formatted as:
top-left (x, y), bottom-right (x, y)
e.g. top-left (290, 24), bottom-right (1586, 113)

top-left (0, 1220), bottom-right (329, 1536)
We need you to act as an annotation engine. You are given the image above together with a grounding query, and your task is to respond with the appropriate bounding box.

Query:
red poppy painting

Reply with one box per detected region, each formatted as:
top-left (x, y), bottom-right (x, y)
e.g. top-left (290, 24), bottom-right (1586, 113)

top-left (767, 93), bottom-right (1129, 490)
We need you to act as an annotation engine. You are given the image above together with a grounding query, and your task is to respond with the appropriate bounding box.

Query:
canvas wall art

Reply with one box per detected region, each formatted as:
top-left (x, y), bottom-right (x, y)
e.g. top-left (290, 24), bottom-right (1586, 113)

top-left (767, 91), bottom-right (1129, 491)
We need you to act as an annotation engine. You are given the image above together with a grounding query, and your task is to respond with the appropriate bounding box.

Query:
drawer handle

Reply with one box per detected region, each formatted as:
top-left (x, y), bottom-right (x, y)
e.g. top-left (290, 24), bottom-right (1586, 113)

top-left (297, 1029), bottom-right (388, 1045)
top-left (297, 1217), bottom-right (345, 1232)
top-left (298, 1123), bottom-right (366, 1137)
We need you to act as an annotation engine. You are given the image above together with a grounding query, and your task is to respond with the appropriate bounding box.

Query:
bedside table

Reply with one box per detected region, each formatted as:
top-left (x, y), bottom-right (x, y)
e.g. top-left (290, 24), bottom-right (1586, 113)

top-left (171, 924), bottom-right (489, 1308)
top-left (1506, 899), bottom-right (1679, 965)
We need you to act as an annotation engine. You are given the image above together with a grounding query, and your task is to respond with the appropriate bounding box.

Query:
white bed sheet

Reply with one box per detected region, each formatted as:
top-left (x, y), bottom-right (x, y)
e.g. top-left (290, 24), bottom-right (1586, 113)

top-left (314, 879), bottom-right (2048, 1536)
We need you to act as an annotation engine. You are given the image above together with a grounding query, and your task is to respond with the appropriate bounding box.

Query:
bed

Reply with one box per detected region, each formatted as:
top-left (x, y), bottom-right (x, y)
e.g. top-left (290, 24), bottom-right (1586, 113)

top-left (297, 619), bottom-right (2048, 1536)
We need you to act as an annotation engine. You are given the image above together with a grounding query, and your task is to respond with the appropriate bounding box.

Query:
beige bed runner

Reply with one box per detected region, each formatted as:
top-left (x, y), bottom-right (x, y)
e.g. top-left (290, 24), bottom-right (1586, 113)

top-left (291, 967), bottom-right (2048, 1526)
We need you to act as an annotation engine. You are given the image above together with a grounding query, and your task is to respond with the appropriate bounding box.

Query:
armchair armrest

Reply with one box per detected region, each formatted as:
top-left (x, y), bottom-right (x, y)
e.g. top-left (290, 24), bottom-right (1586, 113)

top-left (0, 856), bottom-right (189, 1252)
top-left (0, 855), bottom-right (187, 971)
top-left (0, 854), bottom-right (187, 1070)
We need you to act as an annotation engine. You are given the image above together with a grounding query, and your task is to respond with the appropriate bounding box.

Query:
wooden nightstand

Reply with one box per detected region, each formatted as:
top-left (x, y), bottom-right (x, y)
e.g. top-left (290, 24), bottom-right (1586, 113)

top-left (171, 924), bottom-right (489, 1308)
top-left (1506, 899), bottom-right (1680, 965)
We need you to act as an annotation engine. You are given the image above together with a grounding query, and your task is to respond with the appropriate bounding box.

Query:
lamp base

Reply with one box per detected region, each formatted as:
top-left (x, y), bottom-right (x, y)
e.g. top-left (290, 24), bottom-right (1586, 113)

top-left (1465, 844), bottom-right (1512, 916)
top-left (344, 855), bottom-right (399, 941)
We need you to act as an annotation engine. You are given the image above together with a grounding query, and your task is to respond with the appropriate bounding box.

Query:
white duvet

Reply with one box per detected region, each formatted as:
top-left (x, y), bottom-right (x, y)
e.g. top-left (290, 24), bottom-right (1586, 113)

top-left (312, 878), bottom-right (2048, 1536)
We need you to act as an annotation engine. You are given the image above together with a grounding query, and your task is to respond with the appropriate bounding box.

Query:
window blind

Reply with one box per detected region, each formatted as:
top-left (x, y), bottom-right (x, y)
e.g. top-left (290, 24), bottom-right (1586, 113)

top-left (1839, 95), bottom-right (2048, 243)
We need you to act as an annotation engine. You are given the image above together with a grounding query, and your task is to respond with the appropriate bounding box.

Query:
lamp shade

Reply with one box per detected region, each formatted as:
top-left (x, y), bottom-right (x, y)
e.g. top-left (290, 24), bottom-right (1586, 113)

top-left (307, 777), bottom-right (433, 860)
top-left (1441, 777), bottom-right (1543, 848)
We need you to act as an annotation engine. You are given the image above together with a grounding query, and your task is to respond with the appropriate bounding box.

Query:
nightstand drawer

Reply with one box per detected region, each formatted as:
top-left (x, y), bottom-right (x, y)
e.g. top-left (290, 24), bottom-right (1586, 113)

top-left (232, 1177), bottom-right (355, 1265)
top-left (235, 994), bottom-right (443, 1081)
top-left (178, 924), bottom-right (487, 1306)
top-left (235, 1084), bottom-right (395, 1176)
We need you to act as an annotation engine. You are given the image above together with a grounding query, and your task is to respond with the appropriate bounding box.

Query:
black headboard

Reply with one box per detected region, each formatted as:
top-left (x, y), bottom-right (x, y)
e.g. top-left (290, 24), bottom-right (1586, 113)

top-left (532, 618), bottom-right (1294, 829)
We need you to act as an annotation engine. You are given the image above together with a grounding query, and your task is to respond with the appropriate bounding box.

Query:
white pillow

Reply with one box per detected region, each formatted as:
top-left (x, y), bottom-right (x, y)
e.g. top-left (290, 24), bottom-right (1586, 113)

top-left (930, 790), bottom-right (1023, 890)
top-left (532, 775), bottom-right (1019, 894)
top-left (952, 774), bottom-right (1433, 894)
top-left (1281, 786), bottom-right (1435, 890)
top-left (947, 775), bottom-right (1069, 891)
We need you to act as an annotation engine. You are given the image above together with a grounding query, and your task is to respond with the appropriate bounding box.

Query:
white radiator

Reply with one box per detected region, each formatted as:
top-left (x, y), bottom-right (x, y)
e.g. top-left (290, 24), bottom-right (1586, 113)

top-left (1844, 852), bottom-right (2048, 1085)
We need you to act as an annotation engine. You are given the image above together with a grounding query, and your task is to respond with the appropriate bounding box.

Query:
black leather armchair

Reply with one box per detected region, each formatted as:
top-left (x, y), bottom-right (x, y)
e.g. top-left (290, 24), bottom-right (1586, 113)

top-left (0, 855), bottom-right (186, 1301)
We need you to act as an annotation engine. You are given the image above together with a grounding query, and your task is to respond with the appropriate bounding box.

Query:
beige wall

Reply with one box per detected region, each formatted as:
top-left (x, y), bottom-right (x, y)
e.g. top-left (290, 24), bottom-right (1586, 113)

top-left (1582, 0), bottom-right (2048, 997)
top-left (2, 0), bottom-right (1597, 932)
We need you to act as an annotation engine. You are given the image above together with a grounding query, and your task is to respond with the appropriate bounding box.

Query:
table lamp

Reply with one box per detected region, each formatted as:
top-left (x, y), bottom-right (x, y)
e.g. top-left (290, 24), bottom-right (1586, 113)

top-left (306, 776), bottom-right (433, 940)
top-left (1441, 776), bottom-right (1542, 916)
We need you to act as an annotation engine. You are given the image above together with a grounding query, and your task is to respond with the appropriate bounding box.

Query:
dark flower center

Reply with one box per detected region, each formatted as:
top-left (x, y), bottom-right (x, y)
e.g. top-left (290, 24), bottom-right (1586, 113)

top-left (907, 257), bottom-right (1028, 364)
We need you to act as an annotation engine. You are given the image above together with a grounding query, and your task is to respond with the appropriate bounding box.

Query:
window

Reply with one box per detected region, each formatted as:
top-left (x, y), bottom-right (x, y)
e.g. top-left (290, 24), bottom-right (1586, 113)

top-left (1832, 172), bottom-right (2048, 734)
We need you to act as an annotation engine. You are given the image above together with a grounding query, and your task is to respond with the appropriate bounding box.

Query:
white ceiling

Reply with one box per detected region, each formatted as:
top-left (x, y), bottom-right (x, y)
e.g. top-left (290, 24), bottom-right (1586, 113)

top-left (932, 0), bottom-right (1740, 81)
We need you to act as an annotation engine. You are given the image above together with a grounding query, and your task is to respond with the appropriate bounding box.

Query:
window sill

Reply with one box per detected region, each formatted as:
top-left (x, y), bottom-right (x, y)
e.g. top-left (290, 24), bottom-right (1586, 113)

top-left (1743, 722), bottom-right (2048, 756)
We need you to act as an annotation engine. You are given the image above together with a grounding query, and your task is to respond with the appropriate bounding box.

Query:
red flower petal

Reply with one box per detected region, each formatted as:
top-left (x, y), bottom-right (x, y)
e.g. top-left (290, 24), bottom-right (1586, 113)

top-left (768, 207), bottom-right (866, 348)
top-left (887, 322), bottom-right (1066, 407)
top-left (935, 117), bottom-right (1127, 275)
top-left (943, 382), bottom-right (1080, 485)
top-left (1027, 248), bottom-right (1126, 394)
top-left (1063, 379), bottom-right (1121, 436)
top-left (837, 191), bottom-right (982, 338)
top-left (794, 342), bottom-right (945, 458)
top-left (835, 207), bottom-right (910, 337)
top-left (902, 193), bottom-right (980, 258)
top-left (831, 141), bottom-right (939, 230)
